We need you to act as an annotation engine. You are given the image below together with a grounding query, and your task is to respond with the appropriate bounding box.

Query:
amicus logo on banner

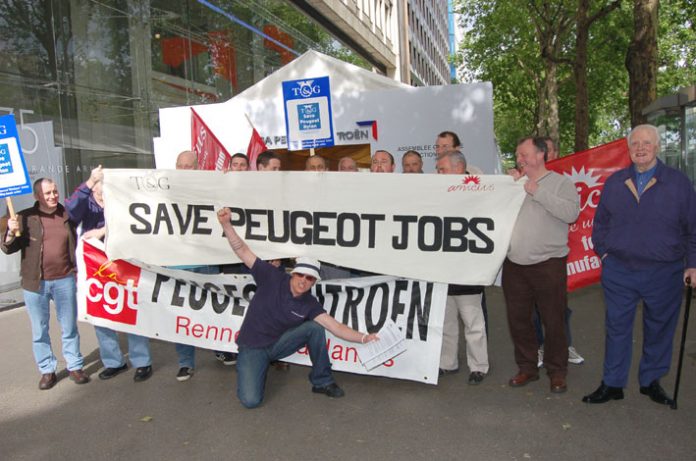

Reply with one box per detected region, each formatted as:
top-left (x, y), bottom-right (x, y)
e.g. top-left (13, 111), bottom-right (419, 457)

top-left (565, 166), bottom-right (603, 211)
top-left (446, 176), bottom-right (495, 192)
top-left (84, 243), bottom-right (141, 325)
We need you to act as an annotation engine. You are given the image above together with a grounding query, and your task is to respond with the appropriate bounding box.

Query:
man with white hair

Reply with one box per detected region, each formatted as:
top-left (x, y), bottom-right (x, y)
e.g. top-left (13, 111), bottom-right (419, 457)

top-left (338, 156), bottom-right (358, 172)
top-left (217, 207), bottom-right (379, 409)
top-left (173, 150), bottom-right (235, 380)
top-left (583, 124), bottom-right (696, 405)
top-left (435, 151), bottom-right (489, 385)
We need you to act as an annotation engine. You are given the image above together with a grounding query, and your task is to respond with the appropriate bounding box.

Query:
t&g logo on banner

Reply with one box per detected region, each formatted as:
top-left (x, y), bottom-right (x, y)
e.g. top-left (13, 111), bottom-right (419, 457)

top-left (0, 114), bottom-right (31, 198)
top-left (282, 76), bottom-right (334, 150)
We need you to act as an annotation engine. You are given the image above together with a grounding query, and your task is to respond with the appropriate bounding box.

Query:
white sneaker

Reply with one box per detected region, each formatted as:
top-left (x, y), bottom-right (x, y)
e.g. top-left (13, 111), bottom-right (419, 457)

top-left (537, 347), bottom-right (544, 368)
top-left (568, 346), bottom-right (585, 365)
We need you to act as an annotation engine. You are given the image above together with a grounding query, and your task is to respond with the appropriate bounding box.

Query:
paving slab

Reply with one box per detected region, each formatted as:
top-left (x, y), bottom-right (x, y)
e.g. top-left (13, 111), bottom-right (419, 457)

top-left (0, 284), bottom-right (694, 461)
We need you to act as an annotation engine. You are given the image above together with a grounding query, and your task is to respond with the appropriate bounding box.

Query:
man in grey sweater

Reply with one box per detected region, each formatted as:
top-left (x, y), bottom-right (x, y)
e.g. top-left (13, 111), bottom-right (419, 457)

top-left (503, 137), bottom-right (580, 394)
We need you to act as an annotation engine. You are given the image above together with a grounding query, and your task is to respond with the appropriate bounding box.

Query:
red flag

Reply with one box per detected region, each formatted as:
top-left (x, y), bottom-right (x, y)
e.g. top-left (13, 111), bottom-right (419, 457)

top-left (246, 127), bottom-right (268, 171)
top-left (546, 139), bottom-right (632, 291)
top-left (191, 108), bottom-right (231, 171)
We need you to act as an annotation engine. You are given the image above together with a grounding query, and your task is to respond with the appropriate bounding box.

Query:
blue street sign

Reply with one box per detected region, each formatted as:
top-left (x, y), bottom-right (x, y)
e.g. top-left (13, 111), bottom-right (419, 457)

top-left (282, 76), bottom-right (335, 150)
top-left (0, 114), bottom-right (32, 198)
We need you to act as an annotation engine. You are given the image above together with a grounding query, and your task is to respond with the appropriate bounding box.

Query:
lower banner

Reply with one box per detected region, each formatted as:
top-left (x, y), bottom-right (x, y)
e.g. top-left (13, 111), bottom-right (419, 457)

top-left (77, 239), bottom-right (447, 384)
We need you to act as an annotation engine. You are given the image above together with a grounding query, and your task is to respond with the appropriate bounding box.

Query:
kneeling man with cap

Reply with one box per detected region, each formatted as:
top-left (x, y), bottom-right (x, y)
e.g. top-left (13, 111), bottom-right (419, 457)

top-left (217, 207), bottom-right (379, 408)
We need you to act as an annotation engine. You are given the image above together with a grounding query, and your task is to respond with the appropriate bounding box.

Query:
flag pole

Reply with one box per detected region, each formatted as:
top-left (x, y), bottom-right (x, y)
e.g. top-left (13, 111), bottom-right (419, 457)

top-left (5, 197), bottom-right (20, 237)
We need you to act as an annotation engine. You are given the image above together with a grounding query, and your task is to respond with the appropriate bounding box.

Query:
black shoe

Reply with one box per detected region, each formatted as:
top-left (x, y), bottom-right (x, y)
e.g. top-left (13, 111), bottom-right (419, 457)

top-left (98, 364), bottom-right (128, 380)
top-left (215, 352), bottom-right (237, 366)
top-left (468, 371), bottom-right (485, 385)
top-left (133, 365), bottom-right (153, 382)
top-left (312, 383), bottom-right (345, 398)
top-left (439, 368), bottom-right (459, 376)
top-left (582, 382), bottom-right (624, 404)
top-left (640, 380), bottom-right (674, 406)
top-left (176, 367), bottom-right (194, 382)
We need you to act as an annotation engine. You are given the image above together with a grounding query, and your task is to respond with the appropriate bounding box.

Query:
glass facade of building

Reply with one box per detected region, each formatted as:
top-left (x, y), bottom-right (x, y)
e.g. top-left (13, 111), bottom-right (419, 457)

top-left (646, 91), bottom-right (696, 186)
top-left (0, 0), bottom-right (367, 198)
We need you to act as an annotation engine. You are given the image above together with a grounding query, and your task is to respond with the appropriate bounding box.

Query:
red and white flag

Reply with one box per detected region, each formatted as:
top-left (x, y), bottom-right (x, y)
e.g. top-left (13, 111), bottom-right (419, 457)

top-left (546, 138), bottom-right (631, 291)
top-left (246, 122), bottom-right (267, 171)
top-left (191, 108), bottom-right (231, 171)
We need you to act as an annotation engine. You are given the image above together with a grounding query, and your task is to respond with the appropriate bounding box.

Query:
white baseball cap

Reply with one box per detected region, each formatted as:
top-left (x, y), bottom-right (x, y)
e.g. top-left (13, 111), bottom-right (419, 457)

top-left (291, 257), bottom-right (321, 281)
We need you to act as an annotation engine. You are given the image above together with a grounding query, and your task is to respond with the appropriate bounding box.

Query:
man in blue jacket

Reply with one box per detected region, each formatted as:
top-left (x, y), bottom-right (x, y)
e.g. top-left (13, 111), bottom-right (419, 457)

top-left (583, 124), bottom-right (696, 405)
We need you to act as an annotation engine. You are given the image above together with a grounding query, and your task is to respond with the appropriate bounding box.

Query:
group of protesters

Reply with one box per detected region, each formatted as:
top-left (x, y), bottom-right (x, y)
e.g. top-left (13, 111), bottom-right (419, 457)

top-left (2, 124), bottom-right (694, 410)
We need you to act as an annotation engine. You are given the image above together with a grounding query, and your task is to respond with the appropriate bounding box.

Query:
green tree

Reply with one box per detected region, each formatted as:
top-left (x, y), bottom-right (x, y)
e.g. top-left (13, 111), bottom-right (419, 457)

top-left (656, 0), bottom-right (696, 94)
top-left (455, 1), bottom-right (641, 155)
top-left (626, 0), bottom-right (658, 126)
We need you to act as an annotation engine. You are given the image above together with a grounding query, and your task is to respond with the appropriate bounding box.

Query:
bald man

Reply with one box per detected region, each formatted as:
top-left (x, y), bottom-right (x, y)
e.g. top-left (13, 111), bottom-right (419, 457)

top-left (305, 155), bottom-right (328, 172)
top-left (172, 151), bottom-right (236, 380)
top-left (338, 156), bottom-right (358, 172)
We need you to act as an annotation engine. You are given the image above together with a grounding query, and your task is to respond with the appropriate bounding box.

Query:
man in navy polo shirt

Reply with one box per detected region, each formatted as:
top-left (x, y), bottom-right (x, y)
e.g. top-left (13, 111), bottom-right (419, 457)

top-left (217, 207), bottom-right (379, 409)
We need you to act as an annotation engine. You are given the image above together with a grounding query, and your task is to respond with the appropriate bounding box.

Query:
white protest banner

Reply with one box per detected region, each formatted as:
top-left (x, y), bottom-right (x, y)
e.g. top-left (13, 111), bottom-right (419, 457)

top-left (103, 170), bottom-right (525, 285)
top-left (77, 239), bottom-right (446, 384)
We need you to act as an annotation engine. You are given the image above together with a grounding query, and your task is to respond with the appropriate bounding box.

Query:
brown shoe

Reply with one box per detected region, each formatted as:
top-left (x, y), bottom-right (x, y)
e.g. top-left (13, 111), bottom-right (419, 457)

top-left (509, 372), bottom-right (540, 387)
top-left (39, 373), bottom-right (57, 390)
top-left (550, 376), bottom-right (567, 393)
top-left (69, 369), bottom-right (90, 385)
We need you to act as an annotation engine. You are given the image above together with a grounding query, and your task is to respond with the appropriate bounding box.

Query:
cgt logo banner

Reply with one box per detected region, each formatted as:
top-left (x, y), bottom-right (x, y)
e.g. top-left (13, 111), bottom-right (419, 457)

top-left (77, 239), bottom-right (447, 384)
top-left (80, 239), bottom-right (141, 327)
top-left (546, 138), bottom-right (631, 291)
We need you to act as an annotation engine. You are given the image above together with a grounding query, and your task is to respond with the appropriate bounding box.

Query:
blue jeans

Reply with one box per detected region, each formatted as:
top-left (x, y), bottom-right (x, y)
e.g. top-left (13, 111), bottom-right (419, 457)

top-left (237, 321), bottom-right (334, 409)
top-left (23, 275), bottom-right (83, 374)
top-left (95, 327), bottom-right (151, 368)
top-left (174, 265), bottom-right (220, 368)
top-left (176, 343), bottom-right (196, 368)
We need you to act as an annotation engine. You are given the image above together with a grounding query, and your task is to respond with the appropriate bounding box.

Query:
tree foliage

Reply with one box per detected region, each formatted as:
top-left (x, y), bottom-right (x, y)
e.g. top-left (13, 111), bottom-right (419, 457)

top-left (456, 0), bottom-right (692, 156)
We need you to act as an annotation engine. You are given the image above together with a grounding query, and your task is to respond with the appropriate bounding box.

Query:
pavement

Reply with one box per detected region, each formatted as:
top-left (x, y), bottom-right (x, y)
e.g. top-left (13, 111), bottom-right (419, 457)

top-left (1, 283), bottom-right (695, 461)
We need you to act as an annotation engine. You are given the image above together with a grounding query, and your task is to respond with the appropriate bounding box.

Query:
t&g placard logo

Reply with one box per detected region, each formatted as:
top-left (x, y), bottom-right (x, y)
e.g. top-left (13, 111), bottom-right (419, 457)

top-left (292, 80), bottom-right (320, 98)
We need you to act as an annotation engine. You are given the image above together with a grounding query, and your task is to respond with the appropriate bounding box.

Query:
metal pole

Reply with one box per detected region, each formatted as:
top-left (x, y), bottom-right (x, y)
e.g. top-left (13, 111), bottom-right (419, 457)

top-left (671, 278), bottom-right (693, 410)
